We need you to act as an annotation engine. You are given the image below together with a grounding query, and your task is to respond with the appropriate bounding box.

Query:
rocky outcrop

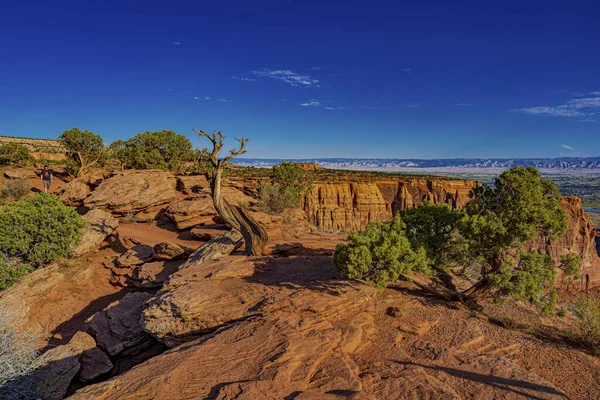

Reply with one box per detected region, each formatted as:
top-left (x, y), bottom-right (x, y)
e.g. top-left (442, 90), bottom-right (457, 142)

top-left (303, 178), bottom-right (477, 232)
top-left (87, 292), bottom-right (154, 357)
top-left (529, 197), bottom-right (600, 289)
top-left (32, 331), bottom-right (112, 400)
top-left (162, 196), bottom-right (216, 229)
top-left (175, 175), bottom-right (209, 194)
top-left (61, 178), bottom-right (91, 205)
top-left (84, 170), bottom-right (177, 214)
top-left (73, 209), bottom-right (119, 256)
top-left (71, 251), bottom-right (572, 400)
top-left (4, 168), bottom-right (37, 179)
top-left (154, 242), bottom-right (189, 260)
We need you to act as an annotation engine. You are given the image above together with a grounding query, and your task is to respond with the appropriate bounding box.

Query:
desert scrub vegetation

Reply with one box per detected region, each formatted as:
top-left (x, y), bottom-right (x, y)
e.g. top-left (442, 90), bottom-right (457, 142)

top-left (1, 178), bottom-right (30, 202)
top-left (259, 162), bottom-right (312, 215)
top-left (108, 130), bottom-right (194, 171)
top-left (335, 166), bottom-right (579, 312)
top-left (0, 194), bottom-right (86, 267)
top-left (0, 308), bottom-right (45, 400)
top-left (334, 215), bottom-right (429, 287)
top-left (570, 298), bottom-right (600, 353)
top-left (0, 143), bottom-right (34, 167)
top-left (0, 259), bottom-right (32, 291)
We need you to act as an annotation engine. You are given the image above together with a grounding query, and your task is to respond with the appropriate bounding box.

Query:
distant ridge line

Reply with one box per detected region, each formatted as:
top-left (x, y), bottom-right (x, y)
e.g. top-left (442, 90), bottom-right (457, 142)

top-left (232, 157), bottom-right (600, 170)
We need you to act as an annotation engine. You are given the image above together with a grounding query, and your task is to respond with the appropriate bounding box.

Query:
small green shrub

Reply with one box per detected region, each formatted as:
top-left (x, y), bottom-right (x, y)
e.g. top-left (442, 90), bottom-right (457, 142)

top-left (1, 178), bottom-right (30, 201)
top-left (259, 162), bottom-right (313, 215)
top-left (0, 144), bottom-right (34, 167)
top-left (572, 298), bottom-right (600, 352)
top-left (0, 260), bottom-right (32, 291)
top-left (334, 215), bottom-right (428, 288)
top-left (259, 183), bottom-right (300, 215)
top-left (0, 194), bottom-right (86, 266)
top-left (0, 308), bottom-right (45, 400)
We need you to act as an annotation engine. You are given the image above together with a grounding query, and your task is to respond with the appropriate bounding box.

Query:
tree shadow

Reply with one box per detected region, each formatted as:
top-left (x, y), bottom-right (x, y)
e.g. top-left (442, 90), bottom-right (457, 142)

top-left (393, 360), bottom-right (569, 400)
top-left (41, 289), bottom-right (134, 353)
top-left (244, 243), bottom-right (348, 296)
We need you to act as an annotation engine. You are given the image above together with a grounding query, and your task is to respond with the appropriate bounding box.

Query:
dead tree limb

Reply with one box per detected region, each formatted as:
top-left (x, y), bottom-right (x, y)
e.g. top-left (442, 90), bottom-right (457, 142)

top-left (193, 128), bottom-right (268, 256)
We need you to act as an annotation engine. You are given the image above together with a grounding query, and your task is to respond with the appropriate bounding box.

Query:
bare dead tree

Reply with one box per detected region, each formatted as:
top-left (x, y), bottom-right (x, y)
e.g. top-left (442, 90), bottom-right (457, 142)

top-left (193, 128), bottom-right (268, 256)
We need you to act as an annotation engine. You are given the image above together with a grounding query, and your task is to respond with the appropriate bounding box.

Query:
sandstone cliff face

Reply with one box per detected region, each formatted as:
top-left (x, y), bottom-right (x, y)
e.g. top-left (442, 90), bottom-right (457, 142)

top-left (529, 197), bottom-right (600, 289)
top-left (303, 178), bottom-right (477, 232)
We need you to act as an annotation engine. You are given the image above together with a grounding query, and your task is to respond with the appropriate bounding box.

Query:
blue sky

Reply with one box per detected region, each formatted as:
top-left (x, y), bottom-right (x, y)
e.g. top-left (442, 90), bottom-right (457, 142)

top-left (0, 0), bottom-right (598, 159)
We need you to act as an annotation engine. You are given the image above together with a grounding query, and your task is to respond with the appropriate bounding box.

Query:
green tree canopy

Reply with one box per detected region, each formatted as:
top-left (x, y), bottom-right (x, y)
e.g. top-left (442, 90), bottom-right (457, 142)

top-left (58, 127), bottom-right (105, 177)
top-left (460, 166), bottom-right (568, 302)
top-left (109, 130), bottom-right (193, 171)
top-left (401, 201), bottom-right (463, 270)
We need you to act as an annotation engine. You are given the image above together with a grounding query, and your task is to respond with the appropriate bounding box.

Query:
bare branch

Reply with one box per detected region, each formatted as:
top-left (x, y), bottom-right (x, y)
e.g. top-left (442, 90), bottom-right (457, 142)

top-left (220, 137), bottom-right (248, 166)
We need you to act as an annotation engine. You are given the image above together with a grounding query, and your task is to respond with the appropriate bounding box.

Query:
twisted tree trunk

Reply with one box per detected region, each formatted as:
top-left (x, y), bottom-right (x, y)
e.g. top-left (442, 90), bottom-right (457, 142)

top-left (211, 169), bottom-right (268, 256)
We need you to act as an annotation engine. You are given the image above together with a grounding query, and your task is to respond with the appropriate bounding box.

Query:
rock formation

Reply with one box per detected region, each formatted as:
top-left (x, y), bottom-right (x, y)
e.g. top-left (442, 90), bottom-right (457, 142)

top-left (529, 196), bottom-right (600, 289)
top-left (73, 209), bottom-right (119, 256)
top-left (303, 178), bottom-right (477, 232)
top-left (84, 170), bottom-right (177, 214)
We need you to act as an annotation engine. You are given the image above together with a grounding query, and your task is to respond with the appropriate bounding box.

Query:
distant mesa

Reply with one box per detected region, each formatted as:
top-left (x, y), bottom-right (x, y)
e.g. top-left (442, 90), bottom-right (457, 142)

top-left (0, 135), bottom-right (66, 161)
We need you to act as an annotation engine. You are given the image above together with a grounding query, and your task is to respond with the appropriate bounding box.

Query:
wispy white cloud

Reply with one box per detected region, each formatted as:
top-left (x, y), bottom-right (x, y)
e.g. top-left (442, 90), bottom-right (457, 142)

top-left (194, 96), bottom-right (199, 100)
top-left (173, 41), bottom-right (181, 45)
top-left (204, 96), bottom-right (211, 100)
top-left (231, 76), bottom-right (256, 82)
top-left (309, 66), bottom-right (322, 70)
top-left (253, 68), bottom-right (320, 87)
top-left (217, 99), bottom-right (227, 102)
top-left (361, 105), bottom-right (381, 110)
top-left (455, 103), bottom-right (475, 106)
top-left (579, 119), bottom-right (596, 122)
top-left (561, 144), bottom-right (575, 150)
top-left (517, 106), bottom-right (586, 117)
top-left (515, 92), bottom-right (600, 117)
top-left (300, 100), bottom-right (321, 107)
top-left (402, 68), bottom-right (412, 74)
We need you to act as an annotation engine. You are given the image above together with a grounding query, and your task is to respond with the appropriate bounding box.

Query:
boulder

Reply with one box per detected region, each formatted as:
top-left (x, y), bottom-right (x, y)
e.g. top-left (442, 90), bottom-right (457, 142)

top-left (175, 175), bottom-right (209, 194)
top-left (78, 346), bottom-right (113, 382)
top-left (32, 331), bottom-right (101, 400)
top-left (87, 292), bottom-right (154, 356)
top-left (4, 168), bottom-right (37, 180)
top-left (154, 242), bottom-right (189, 260)
top-left (84, 170), bottom-right (177, 214)
top-left (61, 178), bottom-right (91, 205)
top-left (73, 209), bottom-right (119, 256)
top-left (129, 261), bottom-right (181, 288)
top-left (115, 245), bottom-right (155, 268)
top-left (163, 196), bottom-right (216, 230)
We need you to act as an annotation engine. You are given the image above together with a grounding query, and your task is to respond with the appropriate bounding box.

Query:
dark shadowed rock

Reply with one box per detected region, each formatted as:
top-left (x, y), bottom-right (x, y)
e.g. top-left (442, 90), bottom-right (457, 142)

top-left (87, 292), bottom-right (154, 356)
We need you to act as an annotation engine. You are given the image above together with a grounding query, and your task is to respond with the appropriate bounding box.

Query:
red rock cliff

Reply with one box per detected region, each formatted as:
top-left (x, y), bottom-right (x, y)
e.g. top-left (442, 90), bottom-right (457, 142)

top-left (302, 178), bottom-right (478, 232)
top-left (529, 197), bottom-right (600, 289)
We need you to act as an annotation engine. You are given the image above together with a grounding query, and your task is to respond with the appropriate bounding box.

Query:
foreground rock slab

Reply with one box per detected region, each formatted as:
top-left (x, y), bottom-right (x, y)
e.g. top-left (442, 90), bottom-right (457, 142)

top-left (84, 170), bottom-right (177, 214)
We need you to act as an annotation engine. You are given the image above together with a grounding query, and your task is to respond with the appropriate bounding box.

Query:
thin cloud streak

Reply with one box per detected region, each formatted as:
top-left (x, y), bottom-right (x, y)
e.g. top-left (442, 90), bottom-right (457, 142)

top-left (515, 92), bottom-right (600, 117)
top-left (253, 68), bottom-right (320, 87)
top-left (561, 144), bottom-right (575, 150)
